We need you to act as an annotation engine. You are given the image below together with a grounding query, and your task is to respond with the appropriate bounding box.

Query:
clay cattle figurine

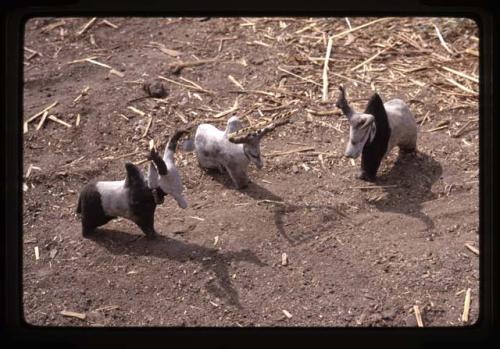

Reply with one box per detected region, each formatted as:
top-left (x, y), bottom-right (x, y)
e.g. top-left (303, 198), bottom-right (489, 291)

top-left (76, 131), bottom-right (188, 238)
top-left (192, 113), bottom-right (292, 189)
top-left (336, 86), bottom-right (417, 181)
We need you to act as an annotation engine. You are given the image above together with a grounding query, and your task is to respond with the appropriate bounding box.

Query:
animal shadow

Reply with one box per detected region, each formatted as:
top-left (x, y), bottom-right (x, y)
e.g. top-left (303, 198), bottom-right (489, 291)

top-left (373, 151), bottom-right (443, 231)
top-left (90, 229), bottom-right (267, 308)
top-left (204, 168), bottom-right (346, 246)
top-left (271, 202), bottom-right (347, 246)
top-left (241, 182), bottom-right (346, 247)
top-left (202, 166), bottom-right (282, 201)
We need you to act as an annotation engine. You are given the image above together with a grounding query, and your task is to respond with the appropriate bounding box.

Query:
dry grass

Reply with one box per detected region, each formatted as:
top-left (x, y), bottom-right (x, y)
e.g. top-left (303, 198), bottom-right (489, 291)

top-left (203, 17), bottom-right (479, 140)
top-left (23, 16), bottom-right (479, 168)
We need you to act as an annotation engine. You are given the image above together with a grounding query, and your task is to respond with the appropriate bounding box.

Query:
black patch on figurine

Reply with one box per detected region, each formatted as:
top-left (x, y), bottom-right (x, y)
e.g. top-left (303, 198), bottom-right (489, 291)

top-left (360, 93), bottom-right (391, 181)
top-left (77, 182), bottom-right (113, 237)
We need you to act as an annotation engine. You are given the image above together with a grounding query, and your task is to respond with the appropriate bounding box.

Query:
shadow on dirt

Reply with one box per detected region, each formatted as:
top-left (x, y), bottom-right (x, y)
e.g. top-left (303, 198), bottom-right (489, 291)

top-left (271, 202), bottom-right (347, 246)
top-left (373, 151), bottom-right (443, 231)
top-left (202, 168), bottom-right (347, 246)
top-left (90, 229), bottom-right (267, 308)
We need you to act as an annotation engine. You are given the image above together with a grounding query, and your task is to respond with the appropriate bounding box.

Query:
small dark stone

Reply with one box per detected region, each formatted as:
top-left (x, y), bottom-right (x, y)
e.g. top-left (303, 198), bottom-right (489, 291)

top-left (143, 80), bottom-right (168, 98)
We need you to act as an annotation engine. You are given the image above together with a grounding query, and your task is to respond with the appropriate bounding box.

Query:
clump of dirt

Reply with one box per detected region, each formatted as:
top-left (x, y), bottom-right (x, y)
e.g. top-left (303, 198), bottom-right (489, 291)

top-left (23, 17), bottom-right (479, 327)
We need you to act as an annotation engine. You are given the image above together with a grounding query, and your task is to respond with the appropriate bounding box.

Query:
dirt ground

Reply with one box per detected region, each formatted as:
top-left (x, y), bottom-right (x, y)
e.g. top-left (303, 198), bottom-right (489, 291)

top-left (22, 17), bottom-right (479, 327)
